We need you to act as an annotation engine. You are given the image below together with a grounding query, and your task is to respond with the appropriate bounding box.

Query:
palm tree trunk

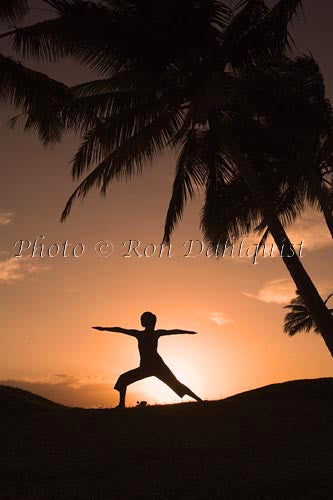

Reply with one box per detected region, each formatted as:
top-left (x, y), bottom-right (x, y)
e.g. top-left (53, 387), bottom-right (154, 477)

top-left (308, 168), bottom-right (333, 239)
top-left (232, 148), bottom-right (333, 357)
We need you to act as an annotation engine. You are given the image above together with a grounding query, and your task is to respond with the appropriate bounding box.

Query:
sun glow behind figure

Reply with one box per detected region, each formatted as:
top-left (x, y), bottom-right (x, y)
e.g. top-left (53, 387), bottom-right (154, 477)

top-left (137, 359), bottom-right (205, 404)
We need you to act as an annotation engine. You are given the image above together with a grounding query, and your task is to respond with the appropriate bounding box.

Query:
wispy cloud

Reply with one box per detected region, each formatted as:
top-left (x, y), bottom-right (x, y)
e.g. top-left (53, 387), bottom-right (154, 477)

top-left (285, 209), bottom-right (332, 252)
top-left (230, 209), bottom-right (332, 266)
top-left (21, 373), bottom-right (113, 389)
top-left (244, 279), bottom-right (295, 304)
top-left (260, 209), bottom-right (332, 253)
top-left (244, 278), bottom-right (333, 305)
top-left (64, 287), bottom-right (79, 294)
top-left (0, 257), bottom-right (49, 284)
top-left (0, 211), bottom-right (13, 226)
top-left (205, 312), bottom-right (233, 326)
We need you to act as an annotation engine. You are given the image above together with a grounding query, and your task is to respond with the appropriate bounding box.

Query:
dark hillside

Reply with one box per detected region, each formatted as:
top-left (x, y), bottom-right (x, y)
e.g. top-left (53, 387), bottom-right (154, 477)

top-left (1, 378), bottom-right (332, 500)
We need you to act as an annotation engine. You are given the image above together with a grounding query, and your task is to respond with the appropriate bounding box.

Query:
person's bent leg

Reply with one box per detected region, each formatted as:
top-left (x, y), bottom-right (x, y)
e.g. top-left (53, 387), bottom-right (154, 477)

top-left (156, 363), bottom-right (202, 402)
top-left (114, 367), bottom-right (148, 408)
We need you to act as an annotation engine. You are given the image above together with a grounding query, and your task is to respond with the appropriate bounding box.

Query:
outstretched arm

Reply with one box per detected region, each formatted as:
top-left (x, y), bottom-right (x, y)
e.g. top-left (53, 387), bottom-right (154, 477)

top-left (92, 326), bottom-right (139, 337)
top-left (157, 329), bottom-right (197, 336)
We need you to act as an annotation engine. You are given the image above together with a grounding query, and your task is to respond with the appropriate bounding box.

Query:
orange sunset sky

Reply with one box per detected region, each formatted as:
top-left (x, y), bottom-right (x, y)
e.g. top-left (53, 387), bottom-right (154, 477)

top-left (0, 0), bottom-right (333, 407)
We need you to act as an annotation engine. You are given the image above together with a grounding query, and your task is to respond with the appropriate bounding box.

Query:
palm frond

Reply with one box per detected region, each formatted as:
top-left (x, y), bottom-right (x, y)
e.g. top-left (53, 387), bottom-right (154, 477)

top-left (64, 75), bottom-right (185, 138)
top-left (223, 0), bottom-right (303, 70)
top-left (270, 0), bottom-right (304, 28)
top-left (0, 53), bottom-right (70, 144)
top-left (283, 290), bottom-right (333, 336)
top-left (202, 173), bottom-right (261, 247)
top-left (13, 0), bottom-right (114, 70)
top-left (0, 0), bottom-right (28, 21)
top-left (61, 108), bottom-right (184, 220)
top-left (283, 290), bottom-right (315, 335)
top-left (324, 293), bottom-right (333, 305)
top-left (69, 91), bottom-right (185, 178)
top-left (11, 0), bottom-right (231, 74)
top-left (163, 128), bottom-right (207, 244)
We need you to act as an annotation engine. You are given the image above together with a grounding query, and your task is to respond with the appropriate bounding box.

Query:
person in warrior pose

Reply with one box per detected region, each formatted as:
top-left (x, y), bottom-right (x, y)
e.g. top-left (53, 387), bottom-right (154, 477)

top-left (93, 311), bottom-right (202, 408)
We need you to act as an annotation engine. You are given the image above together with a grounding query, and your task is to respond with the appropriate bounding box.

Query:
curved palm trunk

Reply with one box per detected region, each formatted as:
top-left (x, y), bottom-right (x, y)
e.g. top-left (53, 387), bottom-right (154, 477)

top-left (232, 148), bottom-right (333, 357)
top-left (308, 168), bottom-right (333, 239)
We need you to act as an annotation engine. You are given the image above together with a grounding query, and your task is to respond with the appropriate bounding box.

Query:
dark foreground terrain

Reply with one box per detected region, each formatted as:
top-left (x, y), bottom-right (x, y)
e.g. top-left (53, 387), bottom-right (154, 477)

top-left (0, 378), bottom-right (332, 500)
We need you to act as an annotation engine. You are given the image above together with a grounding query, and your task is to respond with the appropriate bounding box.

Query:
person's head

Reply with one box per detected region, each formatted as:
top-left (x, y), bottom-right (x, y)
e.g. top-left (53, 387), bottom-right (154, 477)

top-left (140, 311), bottom-right (157, 330)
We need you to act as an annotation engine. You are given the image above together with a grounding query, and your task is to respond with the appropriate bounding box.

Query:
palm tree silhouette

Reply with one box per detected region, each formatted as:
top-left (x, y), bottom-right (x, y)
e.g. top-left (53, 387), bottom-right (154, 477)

top-left (2, 1), bottom-right (333, 354)
top-left (284, 291), bottom-right (333, 336)
top-left (0, 2), bottom-right (71, 142)
top-left (200, 57), bottom-right (333, 250)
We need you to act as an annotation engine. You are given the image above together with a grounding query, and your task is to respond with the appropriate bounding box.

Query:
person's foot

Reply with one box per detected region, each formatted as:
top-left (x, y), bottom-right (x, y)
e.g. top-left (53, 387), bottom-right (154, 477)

top-left (114, 404), bottom-right (126, 409)
top-left (185, 389), bottom-right (203, 402)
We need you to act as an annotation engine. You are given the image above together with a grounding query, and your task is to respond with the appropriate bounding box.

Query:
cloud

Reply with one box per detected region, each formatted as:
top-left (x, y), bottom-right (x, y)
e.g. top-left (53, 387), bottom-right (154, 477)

top-left (0, 374), bottom-right (144, 408)
top-left (0, 257), bottom-right (49, 284)
top-left (205, 312), bottom-right (233, 326)
top-left (64, 287), bottom-right (79, 294)
top-left (284, 209), bottom-right (332, 252)
top-left (244, 278), bottom-right (333, 305)
top-left (259, 209), bottom-right (332, 253)
top-left (0, 211), bottom-right (13, 226)
top-left (244, 279), bottom-right (295, 304)
top-left (230, 208), bottom-right (332, 266)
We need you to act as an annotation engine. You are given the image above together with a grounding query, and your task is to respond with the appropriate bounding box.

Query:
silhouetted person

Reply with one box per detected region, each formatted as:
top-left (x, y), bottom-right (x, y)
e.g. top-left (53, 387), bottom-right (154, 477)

top-left (93, 311), bottom-right (202, 408)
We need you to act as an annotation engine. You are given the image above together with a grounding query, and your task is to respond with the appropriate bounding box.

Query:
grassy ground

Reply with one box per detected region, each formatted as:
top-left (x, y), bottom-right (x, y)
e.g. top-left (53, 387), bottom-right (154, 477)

top-left (0, 378), bottom-right (332, 499)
